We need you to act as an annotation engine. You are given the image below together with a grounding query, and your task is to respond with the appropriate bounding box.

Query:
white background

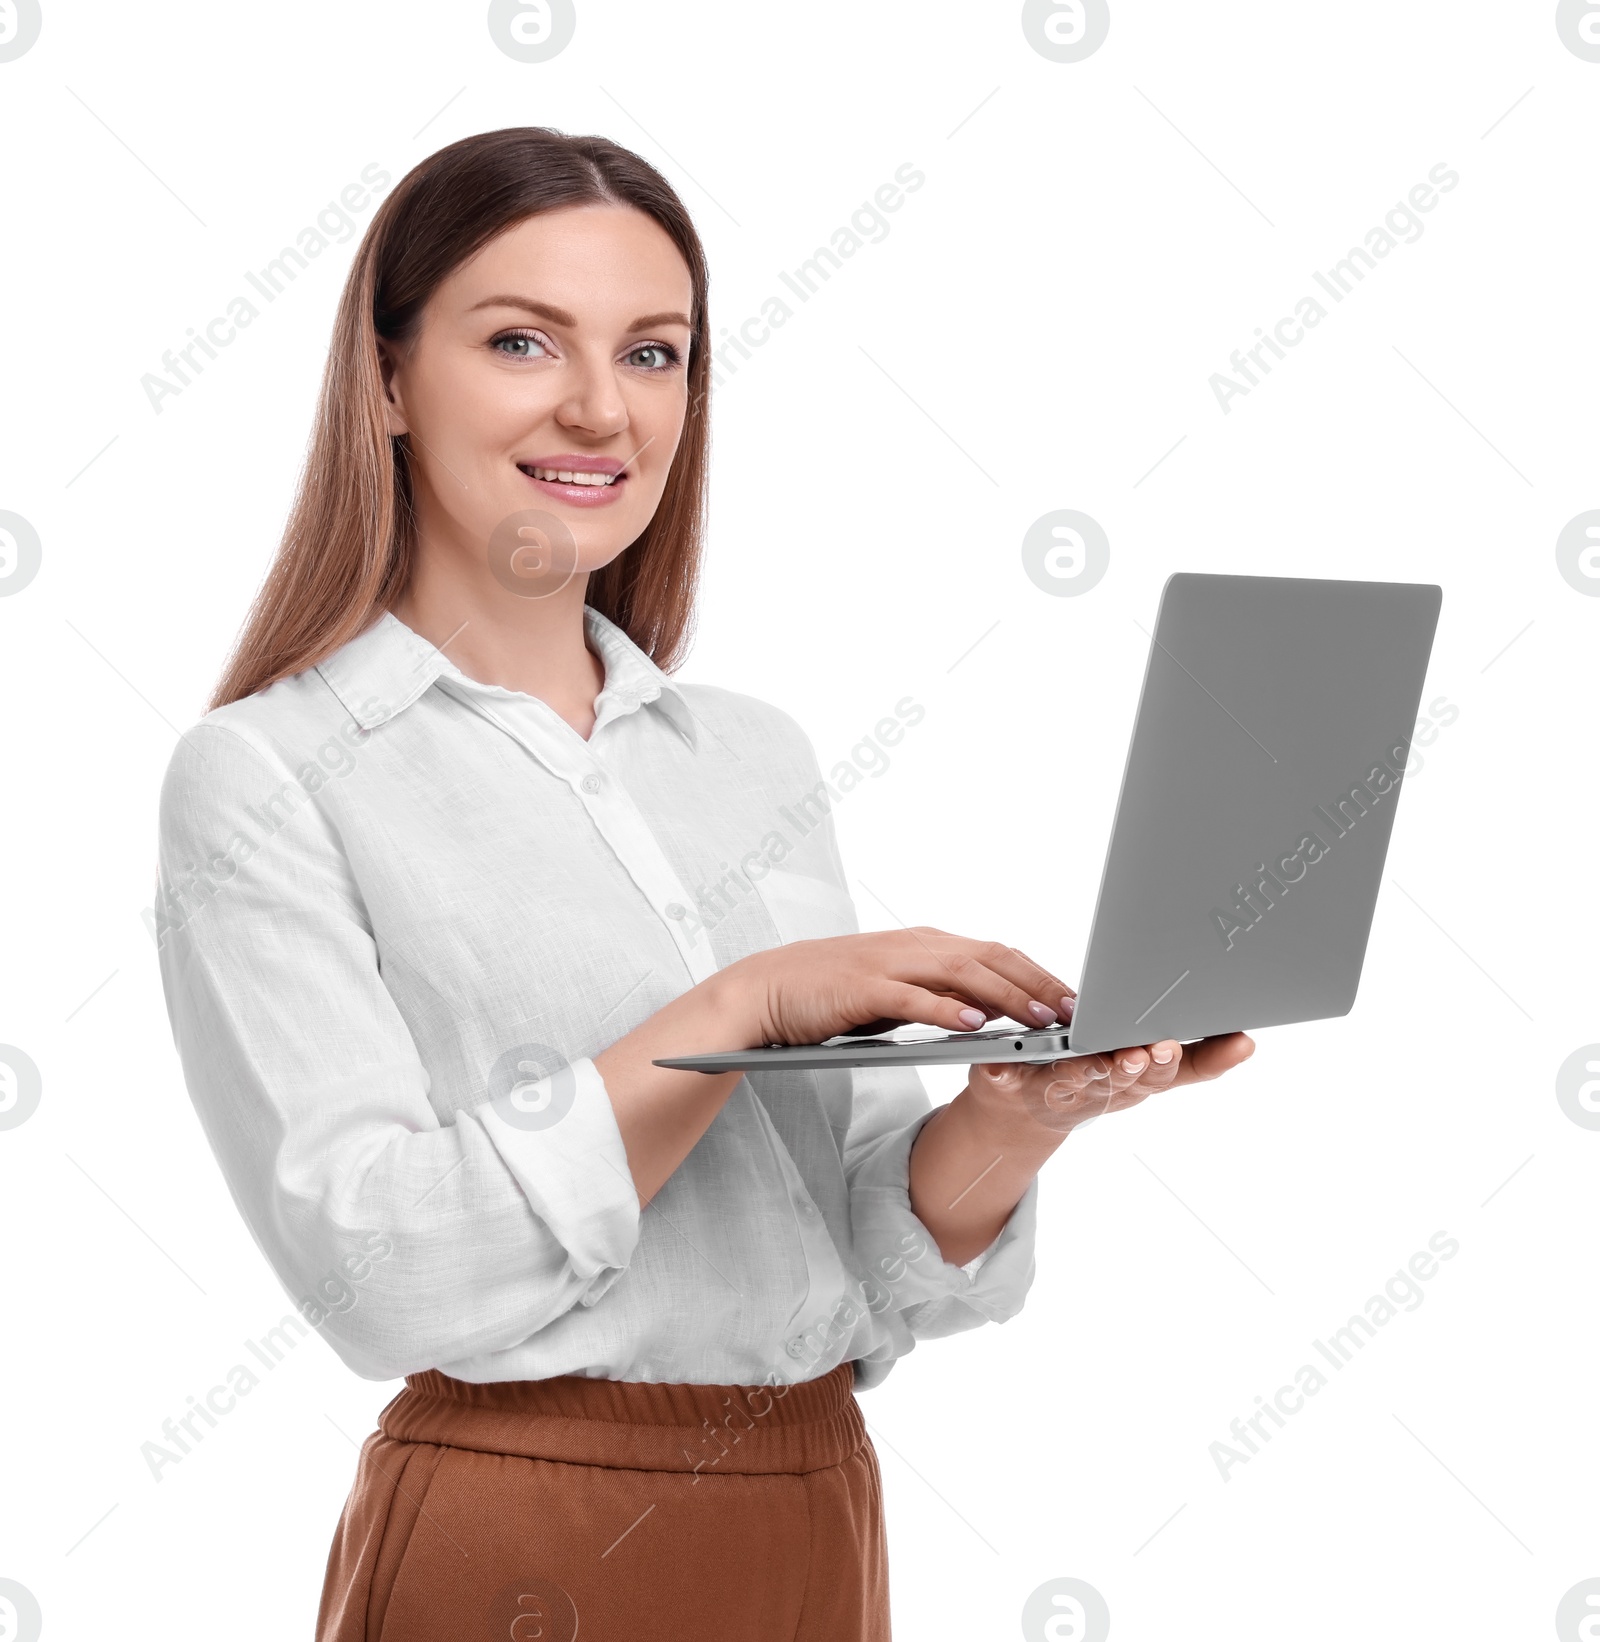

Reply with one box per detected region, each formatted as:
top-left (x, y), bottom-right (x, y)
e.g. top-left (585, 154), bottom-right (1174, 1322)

top-left (2, 2), bottom-right (1597, 1638)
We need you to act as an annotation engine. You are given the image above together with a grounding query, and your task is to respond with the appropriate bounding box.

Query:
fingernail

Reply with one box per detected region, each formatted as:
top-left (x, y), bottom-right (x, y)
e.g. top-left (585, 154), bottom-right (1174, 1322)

top-left (1121, 1057), bottom-right (1144, 1074)
top-left (958, 1007), bottom-right (985, 1029)
top-left (1152, 1046), bottom-right (1174, 1064)
top-left (1059, 996), bottom-right (1076, 1018)
top-left (1028, 1000), bottom-right (1058, 1025)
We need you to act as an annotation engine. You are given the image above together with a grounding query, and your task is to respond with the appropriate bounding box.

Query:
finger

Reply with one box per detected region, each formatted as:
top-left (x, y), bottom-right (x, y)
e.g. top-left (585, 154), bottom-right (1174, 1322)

top-left (977, 941), bottom-right (1078, 1020)
top-left (876, 980), bottom-right (1006, 1036)
top-left (880, 933), bottom-right (1005, 1019)
top-left (1047, 1053), bottom-right (1119, 1103)
top-left (924, 940), bottom-right (1073, 1028)
top-left (1169, 1032), bottom-right (1255, 1085)
top-left (981, 1055), bottom-right (1111, 1133)
top-left (903, 930), bottom-right (1074, 1025)
top-left (1103, 1045), bottom-right (1166, 1103)
top-left (925, 989), bottom-right (1000, 1019)
top-left (1010, 1053), bottom-right (1109, 1097)
top-left (1067, 1043), bottom-right (1180, 1111)
top-left (1132, 1040), bottom-right (1184, 1092)
top-left (1048, 1053), bottom-right (1137, 1125)
top-left (1017, 1040), bottom-right (1184, 1133)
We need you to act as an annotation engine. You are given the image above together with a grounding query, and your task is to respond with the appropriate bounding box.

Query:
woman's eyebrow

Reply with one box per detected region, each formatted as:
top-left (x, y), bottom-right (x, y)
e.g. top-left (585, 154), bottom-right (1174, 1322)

top-left (626, 310), bottom-right (692, 331)
top-left (466, 295), bottom-right (576, 324)
top-left (467, 295), bottom-right (691, 330)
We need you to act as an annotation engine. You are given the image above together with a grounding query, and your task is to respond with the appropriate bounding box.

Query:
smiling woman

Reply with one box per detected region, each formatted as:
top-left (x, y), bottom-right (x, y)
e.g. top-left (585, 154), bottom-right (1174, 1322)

top-left (209, 127), bottom-right (710, 713)
top-left (377, 205), bottom-right (699, 714)
top-left (156, 125), bottom-right (1248, 1642)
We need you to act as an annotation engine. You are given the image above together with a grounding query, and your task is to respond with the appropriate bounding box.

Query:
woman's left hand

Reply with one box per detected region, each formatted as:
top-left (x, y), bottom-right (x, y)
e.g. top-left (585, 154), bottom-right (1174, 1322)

top-left (964, 1031), bottom-right (1256, 1138)
top-left (907, 1032), bottom-right (1256, 1265)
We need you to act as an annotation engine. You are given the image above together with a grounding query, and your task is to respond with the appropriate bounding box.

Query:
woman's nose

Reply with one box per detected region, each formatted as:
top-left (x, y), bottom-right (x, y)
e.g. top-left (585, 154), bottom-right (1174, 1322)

top-left (554, 362), bottom-right (630, 437)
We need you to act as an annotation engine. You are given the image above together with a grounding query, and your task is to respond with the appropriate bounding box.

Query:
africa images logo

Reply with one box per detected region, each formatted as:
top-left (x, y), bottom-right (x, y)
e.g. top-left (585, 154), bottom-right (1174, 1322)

top-left (1556, 510), bottom-right (1600, 596)
top-left (1556, 0), bottom-right (1600, 60)
top-left (1021, 0), bottom-right (1110, 62)
top-left (0, 1045), bottom-right (42, 1132)
top-left (1208, 700), bottom-right (1457, 951)
top-left (0, 511), bottom-right (41, 597)
top-left (1209, 164), bottom-right (1459, 414)
top-left (487, 0), bottom-right (576, 61)
top-left (1022, 510), bottom-right (1111, 598)
top-left (0, 1580), bottom-right (43, 1642)
top-left (1020, 1577), bottom-right (1111, 1642)
top-left (0, 0), bottom-right (42, 62)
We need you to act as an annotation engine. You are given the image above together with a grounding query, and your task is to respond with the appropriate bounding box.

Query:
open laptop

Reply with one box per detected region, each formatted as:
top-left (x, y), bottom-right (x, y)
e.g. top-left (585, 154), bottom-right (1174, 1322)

top-left (655, 572), bottom-right (1442, 1073)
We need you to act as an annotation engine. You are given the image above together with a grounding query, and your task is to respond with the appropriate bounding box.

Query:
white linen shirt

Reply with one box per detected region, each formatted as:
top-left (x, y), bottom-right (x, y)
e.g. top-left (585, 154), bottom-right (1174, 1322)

top-left (154, 606), bottom-right (1038, 1389)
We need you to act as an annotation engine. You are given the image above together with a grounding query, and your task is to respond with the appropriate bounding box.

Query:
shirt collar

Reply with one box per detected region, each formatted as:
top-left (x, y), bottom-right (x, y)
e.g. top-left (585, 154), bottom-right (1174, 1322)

top-left (315, 606), bottom-right (699, 750)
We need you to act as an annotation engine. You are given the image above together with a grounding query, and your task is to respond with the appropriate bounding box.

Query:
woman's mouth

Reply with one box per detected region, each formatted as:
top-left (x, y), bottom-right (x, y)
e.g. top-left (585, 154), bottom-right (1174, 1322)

top-left (516, 458), bottom-right (627, 507)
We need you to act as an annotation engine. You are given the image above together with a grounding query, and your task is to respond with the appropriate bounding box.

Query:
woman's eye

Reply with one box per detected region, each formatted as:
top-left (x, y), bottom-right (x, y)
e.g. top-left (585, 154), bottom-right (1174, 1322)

top-left (626, 343), bottom-right (680, 371)
top-left (492, 330), bottom-right (552, 360)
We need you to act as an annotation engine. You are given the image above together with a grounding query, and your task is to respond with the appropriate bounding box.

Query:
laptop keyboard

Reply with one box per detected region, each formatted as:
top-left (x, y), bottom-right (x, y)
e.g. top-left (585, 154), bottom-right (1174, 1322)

top-left (819, 1025), bottom-right (1062, 1048)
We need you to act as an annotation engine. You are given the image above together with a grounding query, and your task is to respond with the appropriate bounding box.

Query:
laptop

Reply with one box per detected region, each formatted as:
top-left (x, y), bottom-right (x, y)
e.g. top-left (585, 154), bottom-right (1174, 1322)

top-left (655, 572), bottom-right (1442, 1073)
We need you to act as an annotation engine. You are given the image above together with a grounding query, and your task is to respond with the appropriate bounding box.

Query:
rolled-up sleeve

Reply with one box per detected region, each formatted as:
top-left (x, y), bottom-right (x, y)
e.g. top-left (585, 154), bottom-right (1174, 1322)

top-left (844, 1064), bottom-right (1038, 1349)
top-left (156, 723), bottom-right (641, 1380)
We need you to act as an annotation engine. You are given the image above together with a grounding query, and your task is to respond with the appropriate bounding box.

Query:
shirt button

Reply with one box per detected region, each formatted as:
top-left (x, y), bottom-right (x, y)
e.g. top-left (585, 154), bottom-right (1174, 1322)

top-left (665, 902), bottom-right (686, 920)
top-left (796, 1199), bottom-right (817, 1218)
top-left (786, 1337), bottom-right (807, 1359)
top-left (580, 774), bottom-right (602, 795)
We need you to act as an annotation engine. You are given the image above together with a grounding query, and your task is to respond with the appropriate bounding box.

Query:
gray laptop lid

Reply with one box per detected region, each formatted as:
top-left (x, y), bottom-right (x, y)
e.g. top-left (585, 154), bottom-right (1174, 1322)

top-left (1064, 573), bottom-right (1441, 1056)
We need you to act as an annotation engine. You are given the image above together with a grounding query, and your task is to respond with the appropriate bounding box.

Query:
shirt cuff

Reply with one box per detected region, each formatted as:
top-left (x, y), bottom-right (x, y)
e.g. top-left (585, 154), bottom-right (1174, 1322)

top-left (849, 1106), bottom-right (1038, 1321)
top-left (476, 1054), bottom-right (641, 1304)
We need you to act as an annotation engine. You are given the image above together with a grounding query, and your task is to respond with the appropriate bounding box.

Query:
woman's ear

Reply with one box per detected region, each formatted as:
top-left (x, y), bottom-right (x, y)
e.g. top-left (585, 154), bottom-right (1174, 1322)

top-left (376, 338), bottom-right (411, 437)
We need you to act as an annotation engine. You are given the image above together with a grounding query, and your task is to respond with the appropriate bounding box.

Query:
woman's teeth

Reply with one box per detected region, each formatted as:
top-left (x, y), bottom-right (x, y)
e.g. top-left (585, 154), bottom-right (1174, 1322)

top-left (524, 466), bottom-right (619, 486)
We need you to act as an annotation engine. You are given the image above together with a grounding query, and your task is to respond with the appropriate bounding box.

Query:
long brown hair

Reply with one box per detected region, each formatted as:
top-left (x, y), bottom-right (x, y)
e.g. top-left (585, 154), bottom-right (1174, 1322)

top-left (209, 127), bottom-right (711, 710)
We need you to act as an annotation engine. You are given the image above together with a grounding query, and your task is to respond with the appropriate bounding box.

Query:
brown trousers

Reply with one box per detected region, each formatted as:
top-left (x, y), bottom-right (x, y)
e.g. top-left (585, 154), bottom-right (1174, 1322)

top-left (315, 1361), bottom-right (890, 1641)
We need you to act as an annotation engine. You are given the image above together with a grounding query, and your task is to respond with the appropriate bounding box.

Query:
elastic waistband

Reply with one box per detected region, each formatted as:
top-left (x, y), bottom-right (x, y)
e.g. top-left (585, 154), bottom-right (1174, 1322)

top-left (380, 1361), bottom-right (863, 1476)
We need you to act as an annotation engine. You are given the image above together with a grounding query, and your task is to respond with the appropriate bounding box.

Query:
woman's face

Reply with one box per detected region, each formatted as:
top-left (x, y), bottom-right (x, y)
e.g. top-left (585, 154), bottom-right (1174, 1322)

top-left (381, 203), bottom-right (694, 599)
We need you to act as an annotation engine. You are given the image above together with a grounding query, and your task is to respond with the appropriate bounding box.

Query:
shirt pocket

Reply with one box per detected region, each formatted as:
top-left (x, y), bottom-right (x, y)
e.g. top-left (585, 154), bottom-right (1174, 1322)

top-left (756, 869), bottom-right (860, 945)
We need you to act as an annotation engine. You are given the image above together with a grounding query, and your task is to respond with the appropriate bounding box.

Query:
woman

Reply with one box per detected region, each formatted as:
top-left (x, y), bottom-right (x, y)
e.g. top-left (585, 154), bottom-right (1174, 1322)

top-left (155, 126), bottom-right (1252, 1641)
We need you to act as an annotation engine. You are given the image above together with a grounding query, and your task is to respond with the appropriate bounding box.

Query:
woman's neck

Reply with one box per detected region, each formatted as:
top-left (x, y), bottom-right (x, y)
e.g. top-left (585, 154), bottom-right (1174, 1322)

top-left (391, 565), bottom-right (606, 740)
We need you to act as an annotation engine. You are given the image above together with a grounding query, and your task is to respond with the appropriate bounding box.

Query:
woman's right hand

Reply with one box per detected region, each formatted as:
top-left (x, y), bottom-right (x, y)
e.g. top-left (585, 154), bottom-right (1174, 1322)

top-left (712, 928), bottom-right (1078, 1048)
top-left (598, 929), bottom-right (1075, 1204)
